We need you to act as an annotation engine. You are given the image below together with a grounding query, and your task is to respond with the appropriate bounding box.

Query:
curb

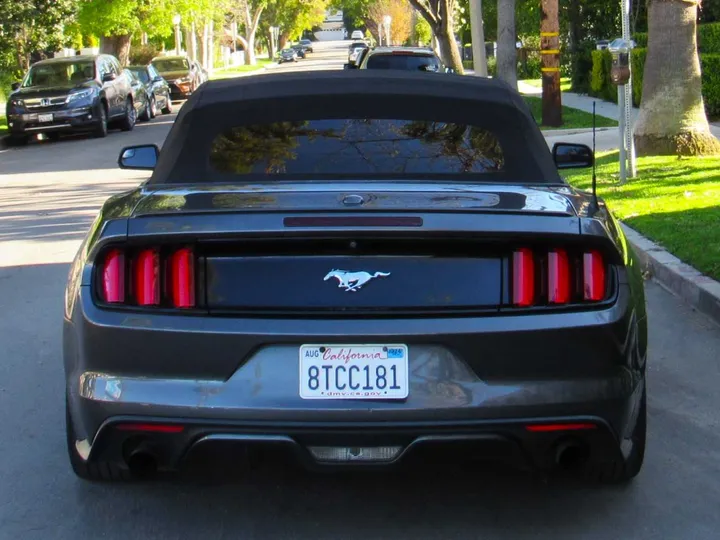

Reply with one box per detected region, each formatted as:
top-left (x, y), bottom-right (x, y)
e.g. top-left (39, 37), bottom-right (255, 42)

top-left (622, 224), bottom-right (720, 325)
top-left (541, 127), bottom-right (613, 137)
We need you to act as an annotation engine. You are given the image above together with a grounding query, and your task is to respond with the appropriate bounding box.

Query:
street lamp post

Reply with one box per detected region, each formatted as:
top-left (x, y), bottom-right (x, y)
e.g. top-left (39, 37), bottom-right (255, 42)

top-left (172, 14), bottom-right (182, 56)
top-left (383, 15), bottom-right (392, 46)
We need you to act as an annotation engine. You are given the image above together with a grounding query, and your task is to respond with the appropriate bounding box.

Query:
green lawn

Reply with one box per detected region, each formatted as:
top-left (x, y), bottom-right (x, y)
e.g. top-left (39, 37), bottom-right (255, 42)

top-left (521, 77), bottom-right (572, 92)
top-left (524, 96), bottom-right (617, 130)
top-left (561, 152), bottom-right (720, 280)
top-left (0, 113), bottom-right (7, 137)
top-left (210, 59), bottom-right (274, 80)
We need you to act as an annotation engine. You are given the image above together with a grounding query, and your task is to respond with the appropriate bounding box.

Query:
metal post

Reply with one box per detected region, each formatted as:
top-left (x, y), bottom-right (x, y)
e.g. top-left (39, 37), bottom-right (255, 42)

top-left (621, 0), bottom-right (637, 177)
top-left (469, 0), bottom-right (488, 76)
top-left (618, 85), bottom-right (627, 184)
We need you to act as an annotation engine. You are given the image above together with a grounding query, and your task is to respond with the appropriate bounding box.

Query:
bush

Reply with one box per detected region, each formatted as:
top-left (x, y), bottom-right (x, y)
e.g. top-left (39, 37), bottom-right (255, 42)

top-left (130, 45), bottom-right (161, 66)
top-left (631, 48), bottom-right (647, 107)
top-left (701, 54), bottom-right (720, 118)
top-left (634, 32), bottom-right (648, 48)
top-left (590, 49), bottom-right (618, 103)
top-left (699, 23), bottom-right (720, 53)
top-left (517, 52), bottom-right (541, 79)
top-left (589, 46), bottom-right (720, 118)
top-left (487, 56), bottom-right (497, 77)
top-left (571, 40), bottom-right (596, 93)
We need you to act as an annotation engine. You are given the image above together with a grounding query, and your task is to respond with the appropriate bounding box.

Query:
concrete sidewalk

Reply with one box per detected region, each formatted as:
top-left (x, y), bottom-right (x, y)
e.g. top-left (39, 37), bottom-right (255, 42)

top-left (515, 80), bottom-right (720, 140)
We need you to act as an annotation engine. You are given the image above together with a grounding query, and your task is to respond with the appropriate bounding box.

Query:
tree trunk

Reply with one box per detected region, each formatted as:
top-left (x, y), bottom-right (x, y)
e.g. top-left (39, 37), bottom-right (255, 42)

top-left (634, 0), bottom-right (720, 156)
top-left (469, 0), bottom-right (488, 76)
top-left (408, 0), bottom-right (464, 74)
top-left (190, 21), bottom-right (197, 62)
top-left (100, 35), bottom-right (132, 66)
top-left (496, 0), bottom-right (517, 89)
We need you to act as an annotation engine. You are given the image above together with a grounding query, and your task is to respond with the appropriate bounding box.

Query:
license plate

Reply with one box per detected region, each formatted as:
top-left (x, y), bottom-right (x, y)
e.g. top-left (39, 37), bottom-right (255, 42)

top-left (299, 344), bottom-right (409, 400)
top-left (38, 114), bottom-right (53, 123)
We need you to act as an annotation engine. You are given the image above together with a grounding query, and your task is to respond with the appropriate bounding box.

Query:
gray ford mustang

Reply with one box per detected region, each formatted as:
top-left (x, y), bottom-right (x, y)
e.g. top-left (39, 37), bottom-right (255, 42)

top-left (63, 70), bottom-right (648, 483)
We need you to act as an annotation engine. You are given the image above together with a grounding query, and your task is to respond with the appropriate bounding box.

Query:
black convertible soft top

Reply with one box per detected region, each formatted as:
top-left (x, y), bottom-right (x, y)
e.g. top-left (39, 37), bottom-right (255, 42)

top-left (148, 70), bottom-right (563, 185)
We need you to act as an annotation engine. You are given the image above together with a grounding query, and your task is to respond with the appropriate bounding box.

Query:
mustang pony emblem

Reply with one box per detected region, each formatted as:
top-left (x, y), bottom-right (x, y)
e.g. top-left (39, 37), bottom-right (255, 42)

top-left (323, 269), bottom-right (391, 292)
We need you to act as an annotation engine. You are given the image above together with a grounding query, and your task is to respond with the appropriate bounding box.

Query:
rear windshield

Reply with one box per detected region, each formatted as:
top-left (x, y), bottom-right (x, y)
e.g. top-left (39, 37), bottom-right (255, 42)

top-left (366, 54), bottom-right (440, 71)
top-left (209, 119), bottom-right (504, 177)
top-left (152, 58), bottom-right (189, 72)
top-left (24, 61), bottom-right (95, 87)
top-left (128, 68), bottom-right (149, 83)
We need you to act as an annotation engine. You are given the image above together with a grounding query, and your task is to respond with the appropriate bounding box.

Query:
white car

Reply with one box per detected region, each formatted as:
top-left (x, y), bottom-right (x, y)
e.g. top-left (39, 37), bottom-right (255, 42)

top-left (351, 30), bottom-right (364, 40)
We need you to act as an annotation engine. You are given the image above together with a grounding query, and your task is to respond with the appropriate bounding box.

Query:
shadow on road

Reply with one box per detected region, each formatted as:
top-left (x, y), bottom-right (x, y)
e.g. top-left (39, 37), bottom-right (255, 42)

top-left (0, 180), bottom-right (140, 243)
top-left (0, 114), bottom-right (175, 175)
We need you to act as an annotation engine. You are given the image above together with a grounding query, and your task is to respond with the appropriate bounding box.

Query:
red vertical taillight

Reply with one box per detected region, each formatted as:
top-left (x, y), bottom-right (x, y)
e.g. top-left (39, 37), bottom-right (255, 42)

top-left (548, 249), bottom-right (571, 304)
top-left (101, 249), bottom-right (125, 303)
top-left (583, 250), bottom-right (606, 302)
top-left (169, 248), bottom-right (195, 308)
top-left (135, 249), bottom-right (160, 306)
top-left (512, 248), bottom-right (535, 307)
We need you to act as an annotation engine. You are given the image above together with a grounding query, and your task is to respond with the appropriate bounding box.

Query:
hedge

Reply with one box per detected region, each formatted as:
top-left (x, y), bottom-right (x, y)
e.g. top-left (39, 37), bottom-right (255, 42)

top-left (634, 23), bottom-right (720, 52)
top-left (589, 48), bottom-right (720, 118)
top-left (701, 54), bottom-right (720, 117)
top-left (699, 23), bottom-right (720, 54)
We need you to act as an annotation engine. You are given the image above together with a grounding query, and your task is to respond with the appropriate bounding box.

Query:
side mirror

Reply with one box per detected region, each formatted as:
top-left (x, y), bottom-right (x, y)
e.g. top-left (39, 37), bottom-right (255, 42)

top-left (153, 76), bottom-right (164, 83)
top-left (552, 143), bottom-right (594, 169)
top-left (118, 144), bottom-right (159, 170)
top-left (11, 82), bottom-right (21, 91)
top-left (102, 73), bottom-right (116, 83)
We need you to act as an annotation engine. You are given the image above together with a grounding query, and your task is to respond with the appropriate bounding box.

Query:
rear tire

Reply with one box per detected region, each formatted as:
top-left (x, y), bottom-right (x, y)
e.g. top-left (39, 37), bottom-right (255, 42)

top-left (66, 396), bottom-right (131, 482)
top-left (589, 387), bottom-right (646, 484)
top-left (119, 98), bottom-right (136, 132)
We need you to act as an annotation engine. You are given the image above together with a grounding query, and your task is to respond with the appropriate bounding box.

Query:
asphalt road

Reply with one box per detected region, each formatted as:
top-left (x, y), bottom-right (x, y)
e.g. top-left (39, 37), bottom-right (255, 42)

top-left (1, 41), bottom-right (720, 540)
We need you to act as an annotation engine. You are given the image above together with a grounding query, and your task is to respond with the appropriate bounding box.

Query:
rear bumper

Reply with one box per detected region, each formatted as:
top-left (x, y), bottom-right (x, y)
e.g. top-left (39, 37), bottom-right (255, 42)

top-left (79, 412), bottom-right (633, 473)
top-left (7, 107), bottom-right (98, 135)
top-left (65, 281), bottom-right (647, 472)
top-left (168, 83), bottom-right (192, 99)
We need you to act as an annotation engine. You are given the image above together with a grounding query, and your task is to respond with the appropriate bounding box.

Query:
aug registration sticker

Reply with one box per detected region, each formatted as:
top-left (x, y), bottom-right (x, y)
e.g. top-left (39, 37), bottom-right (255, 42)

top-left (299, 344), bottom-right (409, 400)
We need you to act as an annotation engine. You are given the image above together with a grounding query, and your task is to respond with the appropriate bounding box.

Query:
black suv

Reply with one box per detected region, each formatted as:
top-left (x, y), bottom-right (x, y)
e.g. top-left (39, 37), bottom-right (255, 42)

top-left (346, 47), bottom-right (447, 73)
top-left (6, 54), bottom-right (136, 145)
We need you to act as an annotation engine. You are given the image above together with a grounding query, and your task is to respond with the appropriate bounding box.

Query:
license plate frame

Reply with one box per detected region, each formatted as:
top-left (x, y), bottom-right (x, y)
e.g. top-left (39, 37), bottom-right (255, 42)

top-left (38, 113), bottom-right (53, 123)
top-left (299, 344), bottom-right (409, 400)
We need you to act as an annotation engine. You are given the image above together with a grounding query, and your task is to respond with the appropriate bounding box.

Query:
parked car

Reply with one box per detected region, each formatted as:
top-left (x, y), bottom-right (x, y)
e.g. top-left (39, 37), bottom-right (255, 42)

top-left (351, 30), bottom-right (364, 40)
top-left (4, 54), bottom-right (136, 145)
top-left (299, 39), bottom-right (314, 53)
top-left (126, 64), bottom-right (173, 116)
top-left (347, 41), bottom-right (369, 64)
top-left (65, 71), bottom-right (647, 484)
top-left (278, 48), bottom-right (298, 64)
top-left (126, 70), bottom-right (152, 122)
top-left (192, 60), bottom-right (210, 84)
top-left (348, 47), bottom-right (445, 72)
top-left (150, 56), bottom-right (203, 100)
top-left (291, 45), bottom-right (306, 59)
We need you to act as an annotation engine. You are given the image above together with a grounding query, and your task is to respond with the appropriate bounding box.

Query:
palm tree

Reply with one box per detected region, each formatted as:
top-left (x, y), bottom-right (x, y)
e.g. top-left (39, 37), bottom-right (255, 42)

top-left (634, 0), bottom-right (720, 156)
top-left (496, 0), bottom-right (517, 89)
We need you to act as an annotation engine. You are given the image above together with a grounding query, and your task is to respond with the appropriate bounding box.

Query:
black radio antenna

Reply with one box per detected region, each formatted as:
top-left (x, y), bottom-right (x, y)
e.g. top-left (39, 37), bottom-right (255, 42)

top-left (591, 101), bottom-right (599, 211)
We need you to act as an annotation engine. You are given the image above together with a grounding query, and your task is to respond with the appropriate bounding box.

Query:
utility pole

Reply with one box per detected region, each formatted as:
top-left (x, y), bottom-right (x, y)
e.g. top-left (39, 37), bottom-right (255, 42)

top-left (540, 0), bottom-right (562, 126)
top-left (469, 0), bottom-right (488, 76)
